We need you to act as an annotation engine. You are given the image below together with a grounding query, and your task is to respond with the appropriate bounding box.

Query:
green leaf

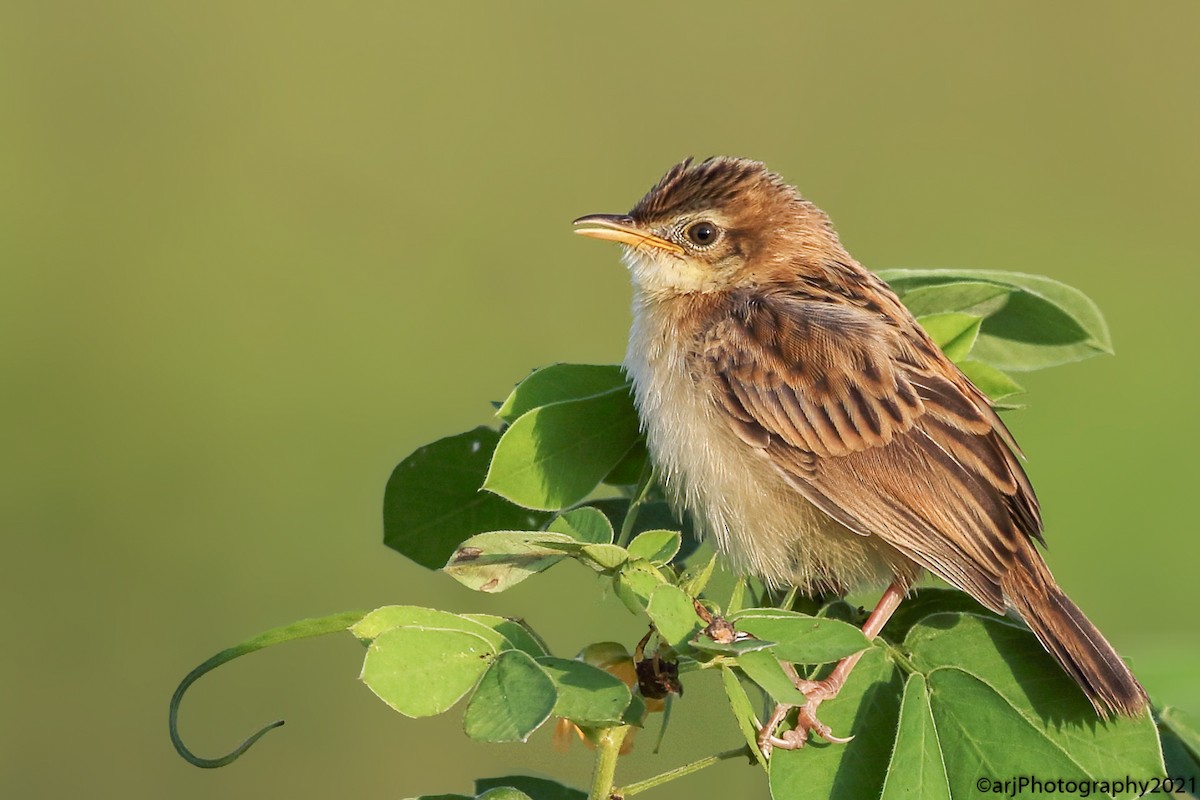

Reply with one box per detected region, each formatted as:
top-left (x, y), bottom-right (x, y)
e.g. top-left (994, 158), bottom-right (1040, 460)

top-left (547, 506), bottom-right (614, 544)
top-left (484, 388), bottom-right (642, 511)
top-left (404, 794), bottom-right (472, 800)
top-left (720, 667), bottom-right (768, 771)
top-left (587, 498), bottom-right (700, 562)
top-left (461, 614), bottom-right (549, 658)
top-left (977, 280), bottom-right (1097, 351)
top-left (736, 649), bottom-right (809, 705)
top-left (351, 606), bottom-right (506, 651)
top-left (360, 626), bottom-right (495, 717)
top-left (443, 531), bottom-right (579, 592)
top-left (726, 577), bottom-right (749, 615)
top-left (496, 363), bottom-right (627, 424)
top-left (384, 427), bottom-right (551, 569)
top-left (577, 641), bottom-right (633, 669)
top-left (878, 674), bottom-right (951, 800)
top-left (1158, 708), bottom-right (1200, 785)
top-left (1161, 707), bottom-right (1200, 761)
top-left (537, 657), bottom-right (632, 726)
top-left (730, 608), bottom-right (869, 664)
top-left (603, 439), bottom-right (649, 486)
top-left (894, 281), bottom-right (1011, 318)
top-left (691, 636), bottom-right (778, 657)
top-left (475, 776), bottom-right (586, 800)
top-left (612, 558), bottom-right (670, 613)
top-left (677, 551), bottom-right (719, 597)
top-left (578, 543), bottom-right (629, 571)
top-left (880, 587), bottom-right (999, 642)
top-left (646, 584), bottom-right (703, 651)
top-left (907, 613), bottom-right (1164, 788)
top-left (916, 312), bottom-right (982, 362)
top-left (816, 598), bottom-right (859, 624)
top-left (958, 359), bottom-right (1026, 403)
top-left (768, 647), bottom-right (903, 799)
top-left (880, 269), bottom-right (1113, 371)
top-left (627, 529), bottom-right (682, 566)
top-left (476, 789), bottom-right (533, 800)
top-left (928, 668), bottom-right (1096, 797)
top-left (463, 650), bottom-right (557, 743)
top-left (907, 612), bottom-right (1116, 727)
top-left (622, 691), bottom-right (647, 727)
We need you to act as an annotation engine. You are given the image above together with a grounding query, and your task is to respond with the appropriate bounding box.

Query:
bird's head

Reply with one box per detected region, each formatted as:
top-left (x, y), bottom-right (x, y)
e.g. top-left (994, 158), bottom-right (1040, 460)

top-left (574, 157), bottom-right (845, 297)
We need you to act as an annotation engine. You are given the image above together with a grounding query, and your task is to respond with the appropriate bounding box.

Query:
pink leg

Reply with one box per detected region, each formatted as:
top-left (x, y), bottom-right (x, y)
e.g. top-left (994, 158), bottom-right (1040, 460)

top-left (758, 580), bottom-right (907, 756)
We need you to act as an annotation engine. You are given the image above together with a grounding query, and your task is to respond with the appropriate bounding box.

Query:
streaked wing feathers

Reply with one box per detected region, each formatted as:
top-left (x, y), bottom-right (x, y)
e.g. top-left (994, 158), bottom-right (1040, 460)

top-left (700, 291), bottom-right (1042, 611)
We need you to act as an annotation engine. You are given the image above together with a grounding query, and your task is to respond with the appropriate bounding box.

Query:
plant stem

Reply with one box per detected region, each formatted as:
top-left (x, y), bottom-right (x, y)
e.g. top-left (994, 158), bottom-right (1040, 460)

top-left (880, 639), bottom-right (921, 675)
top-left (169, 609), bottom-right (369, 768)
top-left (617, 460), bottom-right (656, 547)
top-left (677, 655), bottom-right (732, 673)
top-left (589, 725), bottom-right (630, 800)
top-left (615, 746), bottom-right (750, 797)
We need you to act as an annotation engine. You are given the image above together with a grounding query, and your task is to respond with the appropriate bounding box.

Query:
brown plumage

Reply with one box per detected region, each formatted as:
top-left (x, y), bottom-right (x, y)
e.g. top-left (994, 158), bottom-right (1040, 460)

top-left (574, 156), bottom-right (1147, 738)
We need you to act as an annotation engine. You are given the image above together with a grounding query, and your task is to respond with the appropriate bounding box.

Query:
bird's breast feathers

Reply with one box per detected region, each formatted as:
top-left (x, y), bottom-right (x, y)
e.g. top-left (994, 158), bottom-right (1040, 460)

top-left (624, 292), bottom-right (905, 591)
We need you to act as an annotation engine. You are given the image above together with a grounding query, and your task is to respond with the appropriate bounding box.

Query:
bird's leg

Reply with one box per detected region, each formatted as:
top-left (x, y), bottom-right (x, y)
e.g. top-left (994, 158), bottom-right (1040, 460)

top-left (757, 580), bottom-right (907, 756)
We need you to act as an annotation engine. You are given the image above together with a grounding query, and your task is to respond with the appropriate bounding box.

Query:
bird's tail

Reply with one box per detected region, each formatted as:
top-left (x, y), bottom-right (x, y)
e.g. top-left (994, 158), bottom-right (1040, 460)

top-left (1002, 546), bottom-right (1148, 718)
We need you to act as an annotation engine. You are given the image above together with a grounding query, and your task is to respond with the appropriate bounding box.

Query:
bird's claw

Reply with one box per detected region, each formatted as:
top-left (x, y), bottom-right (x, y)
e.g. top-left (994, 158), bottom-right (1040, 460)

top-left (797, 700), bottom-right (854, 744)
top-left (756, 695), bottom-right (853, 758)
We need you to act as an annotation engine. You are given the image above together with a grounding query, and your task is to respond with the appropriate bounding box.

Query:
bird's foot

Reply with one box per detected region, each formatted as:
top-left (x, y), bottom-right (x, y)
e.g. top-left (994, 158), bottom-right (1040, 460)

top-left (756, 681), bottom-right (853, 758)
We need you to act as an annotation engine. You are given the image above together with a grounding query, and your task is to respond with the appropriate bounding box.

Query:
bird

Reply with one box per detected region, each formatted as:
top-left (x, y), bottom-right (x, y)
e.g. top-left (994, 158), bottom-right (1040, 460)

top-left (572, 156), bottom-right (1147, 753)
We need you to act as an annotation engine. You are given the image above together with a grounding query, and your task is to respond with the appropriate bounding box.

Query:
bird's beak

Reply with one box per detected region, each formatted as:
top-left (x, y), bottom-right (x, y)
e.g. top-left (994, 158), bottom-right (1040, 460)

top-left (572, 214), bottom-right (684, 255)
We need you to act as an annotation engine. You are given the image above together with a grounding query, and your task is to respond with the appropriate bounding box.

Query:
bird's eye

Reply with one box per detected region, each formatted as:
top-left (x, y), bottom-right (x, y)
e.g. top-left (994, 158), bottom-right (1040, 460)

top-left (684, 220), bottom-right (719, 247)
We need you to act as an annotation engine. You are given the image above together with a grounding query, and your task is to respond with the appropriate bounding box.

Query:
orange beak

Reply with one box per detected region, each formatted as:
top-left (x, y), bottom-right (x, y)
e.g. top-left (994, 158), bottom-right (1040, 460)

top-left (572, 214), bottom-right (684, 255)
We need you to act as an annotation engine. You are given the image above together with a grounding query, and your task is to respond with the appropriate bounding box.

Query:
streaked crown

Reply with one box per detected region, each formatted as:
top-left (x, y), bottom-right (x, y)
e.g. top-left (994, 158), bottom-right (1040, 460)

top-left (630, 157), bottom-right (804, 228)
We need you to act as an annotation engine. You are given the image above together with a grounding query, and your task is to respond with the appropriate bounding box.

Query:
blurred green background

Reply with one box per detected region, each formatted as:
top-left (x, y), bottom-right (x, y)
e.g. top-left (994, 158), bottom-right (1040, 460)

top-left (2, 2), bottom-right (1197, 798)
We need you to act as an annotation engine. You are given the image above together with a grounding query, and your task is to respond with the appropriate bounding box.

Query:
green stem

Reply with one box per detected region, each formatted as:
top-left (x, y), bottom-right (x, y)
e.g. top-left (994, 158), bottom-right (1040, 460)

top-left (169, 609), bottom-right (367, 768)
top-left (617, 459), bottom-right (656, 547)
top-left (677, 655), bottom-right (732, 673)
top-left (879, 639), bottom-right (921, 675)
top-left (615, 746), bottom-right (750, 797)
top-left (589, 725), bottom-right (630, 800)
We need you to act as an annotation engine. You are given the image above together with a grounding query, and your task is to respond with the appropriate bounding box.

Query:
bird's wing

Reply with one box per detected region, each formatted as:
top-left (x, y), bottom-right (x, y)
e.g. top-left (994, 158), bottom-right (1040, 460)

top-left (699, 292), bottom-right (1041, 610)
